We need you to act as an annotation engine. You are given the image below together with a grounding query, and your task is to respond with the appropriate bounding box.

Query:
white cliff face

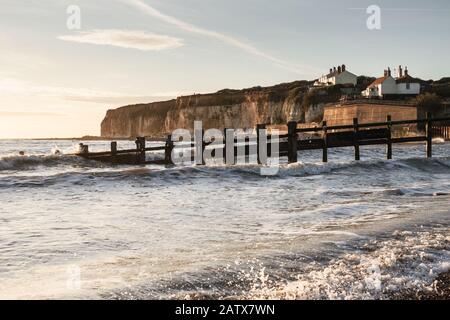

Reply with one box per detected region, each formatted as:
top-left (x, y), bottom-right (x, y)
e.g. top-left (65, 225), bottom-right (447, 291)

top-left (305, 103), bottom-right (326, 123)
top-left (100, 81), bottom-right (334, 138)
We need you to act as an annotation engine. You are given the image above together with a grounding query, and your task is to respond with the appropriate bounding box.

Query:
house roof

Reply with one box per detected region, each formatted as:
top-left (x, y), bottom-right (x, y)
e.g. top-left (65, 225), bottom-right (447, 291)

top-left (368, 76), bottom-right (390, 88)
top-left (326, 70), bottom-right (341, 79)
top-left (396, 74), bottom-right (420, 84)
top-left (325, 69), bottom-right (357, 79)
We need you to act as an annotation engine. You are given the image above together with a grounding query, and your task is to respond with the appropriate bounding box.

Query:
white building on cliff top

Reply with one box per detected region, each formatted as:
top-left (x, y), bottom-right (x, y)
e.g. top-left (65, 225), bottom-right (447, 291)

top-left (362, 66), bottom-right (421, 98)
top-left (314, 65), bottom-right (358, 87)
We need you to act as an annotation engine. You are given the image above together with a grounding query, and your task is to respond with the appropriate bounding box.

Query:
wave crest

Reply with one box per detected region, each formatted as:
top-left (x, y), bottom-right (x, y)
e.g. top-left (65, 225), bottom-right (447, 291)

top-left (0, 154), bottom-right (104, 171)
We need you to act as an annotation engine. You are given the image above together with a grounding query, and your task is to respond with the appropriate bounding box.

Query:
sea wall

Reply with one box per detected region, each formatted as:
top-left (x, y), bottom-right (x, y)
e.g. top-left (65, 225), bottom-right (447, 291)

top-left (323, 102), bottom-right (418, 126)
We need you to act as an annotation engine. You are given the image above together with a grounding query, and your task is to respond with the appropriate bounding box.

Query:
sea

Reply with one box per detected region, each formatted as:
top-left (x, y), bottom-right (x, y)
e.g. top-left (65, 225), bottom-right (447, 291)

top-left (0, 139), bottom-right (449, 299)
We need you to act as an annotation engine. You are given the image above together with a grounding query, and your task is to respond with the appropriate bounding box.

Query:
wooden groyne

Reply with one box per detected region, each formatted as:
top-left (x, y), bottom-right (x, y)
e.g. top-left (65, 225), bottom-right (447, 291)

top-left (76, 113), bottom-right (450, 165)
top-left (432, 124), bottom-right (450, 141)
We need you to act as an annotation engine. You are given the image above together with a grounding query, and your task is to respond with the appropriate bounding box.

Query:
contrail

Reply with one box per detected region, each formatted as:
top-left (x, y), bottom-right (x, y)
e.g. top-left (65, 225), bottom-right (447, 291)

top-left (117, 0), bottom-right (317, 75)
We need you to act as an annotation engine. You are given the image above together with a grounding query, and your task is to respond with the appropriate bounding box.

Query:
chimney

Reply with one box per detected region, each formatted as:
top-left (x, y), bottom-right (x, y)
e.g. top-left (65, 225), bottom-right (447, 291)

top-left (384, 69), bottom-right (388, 77)
top-left (338, 66), bottom-right (342, 73)
top-left (342, 64), bottom-right (346, 72)
top-left (333, 67), bottom-right (337, 73)
top-left (388, 67), bottom-right (392, 77)
top-left (329, 68), bottom-right (333, 74)
top-left (405, 67), bottom-right (409, 76)
top-left (398, 65), bottom-right (403, 78)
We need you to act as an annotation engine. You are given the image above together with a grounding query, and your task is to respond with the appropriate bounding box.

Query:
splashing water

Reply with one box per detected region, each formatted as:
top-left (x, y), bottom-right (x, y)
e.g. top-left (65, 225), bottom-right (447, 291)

top-left (0, 139), bottom-right (449, 299)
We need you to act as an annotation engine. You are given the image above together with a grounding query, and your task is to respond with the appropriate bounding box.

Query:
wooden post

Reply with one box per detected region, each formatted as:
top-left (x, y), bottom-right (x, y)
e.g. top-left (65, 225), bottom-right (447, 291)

top-left (135, 137), bottom-right (140, 150)
top-left (223, 128), bottom-right (228, 165)
top-left (426, 112), bottom-right (433, 158)
top-left (386, 115), bottom-right (393, 160)
top-left (353, 118), bottom-right (360, 161)
top-left (140, 137), bottom-right (146, 163)
top-left (135, 137), bottom-right (145, 163)
top-left (256, 124), bottom-right (267, 165)
top-left (111, 141), bottom-right (117, 164)
top-left (165, 135), bottom-right (174, 164)
top-left (245, 134), bottom-right (250, 160)
top-left (201, 129), bottom-right (206, 165)
top-left (322, 121), bottom-right (328, 163)
top-left (135, 137), bottom-right (140, 164)
top-left (287, 121), bottom-right (298, 163)
top-left (79, 143), bottom-right (89, 154)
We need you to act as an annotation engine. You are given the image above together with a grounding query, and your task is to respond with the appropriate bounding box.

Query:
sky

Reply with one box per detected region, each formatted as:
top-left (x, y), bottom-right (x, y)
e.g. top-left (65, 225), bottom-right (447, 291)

top-left (0, 0), bottom-right (449, 139)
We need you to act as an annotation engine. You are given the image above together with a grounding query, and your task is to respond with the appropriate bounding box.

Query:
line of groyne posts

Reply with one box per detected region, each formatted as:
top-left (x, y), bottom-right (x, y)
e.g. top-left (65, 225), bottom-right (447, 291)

top-left (286, 112), bottom-right (449, 163)
top-left (78, 112), bottom-right (450, 165)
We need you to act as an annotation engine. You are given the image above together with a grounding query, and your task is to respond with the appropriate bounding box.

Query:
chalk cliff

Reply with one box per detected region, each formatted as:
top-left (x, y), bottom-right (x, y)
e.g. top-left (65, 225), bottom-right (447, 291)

top-left (100, 80), bottom-right (346, 138)
top-left (100, 76), bottom-right (450, 138)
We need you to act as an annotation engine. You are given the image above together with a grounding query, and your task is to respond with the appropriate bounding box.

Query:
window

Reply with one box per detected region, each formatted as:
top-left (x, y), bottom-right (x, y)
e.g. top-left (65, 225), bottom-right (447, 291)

top-left (406, 83), bottom-right (411, 90)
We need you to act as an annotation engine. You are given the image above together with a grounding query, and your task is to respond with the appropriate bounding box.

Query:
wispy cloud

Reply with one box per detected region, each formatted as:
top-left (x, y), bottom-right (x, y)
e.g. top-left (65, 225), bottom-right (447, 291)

top-left (58, 29), bottom-right (183, 51)
top-left (118, 0), bottom-right (318, 75)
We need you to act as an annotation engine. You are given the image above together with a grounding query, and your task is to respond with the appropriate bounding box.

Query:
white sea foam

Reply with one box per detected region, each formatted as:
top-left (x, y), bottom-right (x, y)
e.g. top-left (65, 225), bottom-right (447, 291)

top-left (0, 140), bottom-right (449, 299)
top-left (245, 228), bottom-right (450, 300)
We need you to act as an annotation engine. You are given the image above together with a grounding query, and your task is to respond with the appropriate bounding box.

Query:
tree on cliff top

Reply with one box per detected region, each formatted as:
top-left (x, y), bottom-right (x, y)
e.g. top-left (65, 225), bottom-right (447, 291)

top-left (413, 93), bottom-right (442, 112)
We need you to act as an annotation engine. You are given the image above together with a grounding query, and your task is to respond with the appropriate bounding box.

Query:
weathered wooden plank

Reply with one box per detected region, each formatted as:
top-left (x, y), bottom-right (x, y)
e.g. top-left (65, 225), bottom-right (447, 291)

top-left (391, 136), bottom-right (427, 143)
top-left (294, 117), bottom-right (450, 135)
top-left (297, 139), bottom-right (323, 150)
top-left (144, 146), bottom-right (166, 151)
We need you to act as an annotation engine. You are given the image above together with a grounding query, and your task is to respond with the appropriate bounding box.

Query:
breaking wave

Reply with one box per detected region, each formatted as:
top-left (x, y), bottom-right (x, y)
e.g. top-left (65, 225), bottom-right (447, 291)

top-left (245, 228), bottom-right (450, 300)
top-left (1, 142), bottom-right (449, 300)
top-left (0, 154), bottom-right (106, 171)
top-left (101, 226), bottom-right (450, 300)
top-left (1, 153), bottom-right (449, 179)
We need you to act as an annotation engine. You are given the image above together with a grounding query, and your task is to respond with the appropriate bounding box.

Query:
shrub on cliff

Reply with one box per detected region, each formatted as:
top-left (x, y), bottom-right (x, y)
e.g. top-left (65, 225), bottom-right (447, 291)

top-left (434, 77), bottom-right (450, 85)
top-left (413, 93), bottom-right (442, 114)
top-left (430, 83), bottom-right (450, 98)
top-left (302, 85), bottom-right (342, 109)
top-left (357, 76), bottom-right (376, 92)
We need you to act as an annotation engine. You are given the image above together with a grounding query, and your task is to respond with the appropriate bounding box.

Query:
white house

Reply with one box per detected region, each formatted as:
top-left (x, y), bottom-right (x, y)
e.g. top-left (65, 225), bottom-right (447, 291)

top-left (362, 66), bottom-right (421, 98)
top-left (315, 65), bottom-right (358, 87)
